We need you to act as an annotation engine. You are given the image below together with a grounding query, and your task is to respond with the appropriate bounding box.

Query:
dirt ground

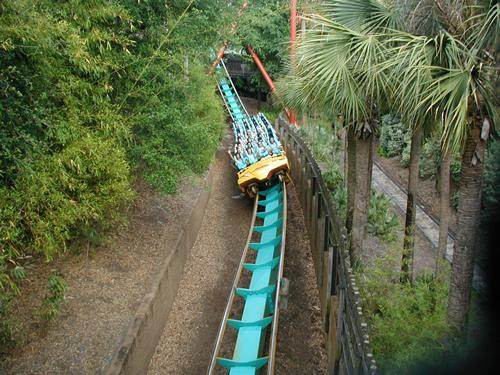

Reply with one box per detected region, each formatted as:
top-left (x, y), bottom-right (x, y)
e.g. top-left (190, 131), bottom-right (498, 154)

top-left (1, 175), bottom-right (205, 374)
top-left (1, 99), bottom-right (452, 374)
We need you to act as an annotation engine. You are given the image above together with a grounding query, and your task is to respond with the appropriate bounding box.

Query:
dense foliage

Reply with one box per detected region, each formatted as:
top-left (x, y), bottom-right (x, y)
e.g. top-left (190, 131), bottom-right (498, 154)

top-left (377, 114), bottom-right (462, 182)
top-left (378, 113), bottom-right (410, 159)
top-left (358, 250), bottom-right (450, 373)
top-left (481, 139), bottom-right (500, 253)
top-left (298, 116), bottom-right (400, 240)
top-left (1, 0), bottom-right (235, 344)
top-left (234, 0), bottom-right (291, 92)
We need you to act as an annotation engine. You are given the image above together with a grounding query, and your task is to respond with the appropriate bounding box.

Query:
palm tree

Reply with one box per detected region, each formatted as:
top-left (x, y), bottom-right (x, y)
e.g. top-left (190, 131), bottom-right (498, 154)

top-left (278, 11), bottom-right (392, 264)
top-left (284, 0), bottom-right (436, 282)
top-left (385, 29), bottom-right (453, 284)
top-left (392, 3), bottom-right (499, 340)
top-left (281, 0), bottom-right (499, 342)
top-left (436, 146), bottom-right (451, 276)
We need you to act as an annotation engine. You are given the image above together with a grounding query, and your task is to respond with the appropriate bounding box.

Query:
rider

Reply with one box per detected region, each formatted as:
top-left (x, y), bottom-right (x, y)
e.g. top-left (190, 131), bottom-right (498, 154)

top-left (228, 150), bottom-right (249, 170)
top-left (268, 137), bottom-right (283, 155)
top-left (256, 140), bottom-right (270, 159)
top-left (244, 148), bottom-right (259, 165)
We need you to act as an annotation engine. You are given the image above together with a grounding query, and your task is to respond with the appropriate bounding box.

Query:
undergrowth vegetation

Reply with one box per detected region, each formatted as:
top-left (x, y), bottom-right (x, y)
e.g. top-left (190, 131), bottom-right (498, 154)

top-left (480, 139), bottom-right (500, 259)
top-left (357, 248), bottom-right (450, 373)
top-left (377, 114), bottom-right (462, 182)
top-left (368, 190), bottom-right (400, 242)
top-left (298, 117), bottom-right (400, 239)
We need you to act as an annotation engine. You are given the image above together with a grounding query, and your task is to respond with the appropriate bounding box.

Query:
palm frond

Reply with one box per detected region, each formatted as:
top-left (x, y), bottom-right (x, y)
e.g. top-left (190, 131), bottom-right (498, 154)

top-left (467, 2), bottom-right (500, 59)
top-left (420, 68), bottom-right (470, 154)
top-left (321, 0), bottom-right (402, 33)
top-left (278, 15), bottom-right (392, 125)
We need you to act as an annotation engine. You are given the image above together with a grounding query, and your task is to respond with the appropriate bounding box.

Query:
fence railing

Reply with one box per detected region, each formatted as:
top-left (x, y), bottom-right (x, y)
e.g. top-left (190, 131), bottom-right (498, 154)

top-left (275, 114), bottom-right (378, 375)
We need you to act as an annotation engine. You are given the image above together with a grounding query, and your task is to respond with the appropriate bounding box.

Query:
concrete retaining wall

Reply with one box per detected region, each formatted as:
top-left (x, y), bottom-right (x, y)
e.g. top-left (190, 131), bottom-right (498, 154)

top-left (105, 167), bottom-right (214, 375)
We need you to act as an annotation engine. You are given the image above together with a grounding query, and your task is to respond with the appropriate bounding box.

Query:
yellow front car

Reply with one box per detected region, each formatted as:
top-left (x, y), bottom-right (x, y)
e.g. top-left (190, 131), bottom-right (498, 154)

top-left (237, 153), bottom-right (290, 197)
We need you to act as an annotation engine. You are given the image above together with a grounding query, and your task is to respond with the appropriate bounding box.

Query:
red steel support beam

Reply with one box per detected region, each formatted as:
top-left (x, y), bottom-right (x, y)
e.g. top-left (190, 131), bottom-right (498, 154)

top-left (210, 41), bottom-right (228, 73)
top-left (289, 0), bottom-right (297, 125)
top-left (290, 0), bottom-right (297, 62)
top-left (247, 45), bottom-right (292, 122)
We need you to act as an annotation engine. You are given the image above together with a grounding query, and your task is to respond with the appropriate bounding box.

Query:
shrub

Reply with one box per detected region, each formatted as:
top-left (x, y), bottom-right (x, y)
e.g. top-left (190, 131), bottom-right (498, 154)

top-left (0, 294), bottom-right (19, 349)
top-left (0, 131), bottom-right (134, 260)
top-left (368, 189), bottom-right (400, 242)
top-left (418, 130), bottom-right (461, 181)
top-left (419, 134), bottom-right (441, 180)
top-left (323, 163), bottom-right (347, 222)
top-left (400, 133), bottom-right (412, 168)
top-left (38, 274), bottom-right (68, 321)
top-left (378, 113), bottom-right (409, 158)
top-left (358, 248), bottom-right (450, 374)
top-left (296, 118), bottom-right (340, 164)
top-left (131, 67), bottom-right (226, 194)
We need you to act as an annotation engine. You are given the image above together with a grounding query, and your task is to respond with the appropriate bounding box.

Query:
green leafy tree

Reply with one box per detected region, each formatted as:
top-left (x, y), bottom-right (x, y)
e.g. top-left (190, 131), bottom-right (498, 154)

top-left (0, 0), bottom-right (231, 330)
top-left (234, 0), bottom-right (291, 95)
top-left (0, 0), bottom-right (136, 276)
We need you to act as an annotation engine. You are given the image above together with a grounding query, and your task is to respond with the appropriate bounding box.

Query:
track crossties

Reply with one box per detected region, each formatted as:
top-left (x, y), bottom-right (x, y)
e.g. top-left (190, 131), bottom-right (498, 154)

top-left (209, 183), bottom-right (287, 374)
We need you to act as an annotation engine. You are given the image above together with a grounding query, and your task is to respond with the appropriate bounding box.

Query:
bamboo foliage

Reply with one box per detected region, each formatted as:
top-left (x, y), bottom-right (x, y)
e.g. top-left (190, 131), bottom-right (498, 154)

top-left (0, 0), bottom-right (233, 297)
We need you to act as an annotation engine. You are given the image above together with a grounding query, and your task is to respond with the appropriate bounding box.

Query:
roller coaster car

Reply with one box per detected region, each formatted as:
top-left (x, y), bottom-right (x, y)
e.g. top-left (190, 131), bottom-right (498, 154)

top-left (237, 153), bottom-right (291, 197)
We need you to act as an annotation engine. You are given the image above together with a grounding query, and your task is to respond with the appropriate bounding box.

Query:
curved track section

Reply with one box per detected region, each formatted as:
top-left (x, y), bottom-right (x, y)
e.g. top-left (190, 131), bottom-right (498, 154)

top-left (208, 182), bottom-right (287, 375)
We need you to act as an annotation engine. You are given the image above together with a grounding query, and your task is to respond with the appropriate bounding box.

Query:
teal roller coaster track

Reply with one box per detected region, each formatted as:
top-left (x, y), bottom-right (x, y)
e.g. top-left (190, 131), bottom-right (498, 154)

top-left (207, 57), bottom-right (289, 375)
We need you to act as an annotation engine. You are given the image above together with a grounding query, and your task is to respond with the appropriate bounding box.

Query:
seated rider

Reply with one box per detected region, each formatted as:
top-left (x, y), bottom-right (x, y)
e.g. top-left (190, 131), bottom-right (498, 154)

top-left (256, 140), bottom-right (270, 159)
top-left (268, 137), bottom-right (283, 155)
top-left (266, 123), bottom-right (277, 140)
top-left (228, 150), bottom-right (249, 170)
top-left (245, 149), bottom-right (259, 165)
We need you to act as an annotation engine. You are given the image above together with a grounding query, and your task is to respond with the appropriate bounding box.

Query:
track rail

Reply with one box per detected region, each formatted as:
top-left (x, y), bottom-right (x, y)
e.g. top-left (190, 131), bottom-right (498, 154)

top-left (208, 182), bottom-right (287, 375)
top-left (217, 59), bottom-right (249, 122)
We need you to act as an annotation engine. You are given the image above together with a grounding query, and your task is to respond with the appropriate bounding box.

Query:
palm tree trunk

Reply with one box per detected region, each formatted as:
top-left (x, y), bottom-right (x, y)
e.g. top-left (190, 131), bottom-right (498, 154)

top-left (447, 123), bottom-right (485, 341)
top-left (350, 131), bottom-right (374, 264)
top-left (346, 126), bottom-right (357, 234)
top-left (401, 130), bottom-right (423, 284)
top-left (340, 127), bottom-right (347, 176)
top-left (436, 146), bottom-right (451, 277)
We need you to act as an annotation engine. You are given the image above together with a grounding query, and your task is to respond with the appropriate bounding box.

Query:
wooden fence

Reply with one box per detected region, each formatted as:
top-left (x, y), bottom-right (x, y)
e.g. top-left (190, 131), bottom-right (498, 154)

top-left (275, 114), bottom-right (378, 375)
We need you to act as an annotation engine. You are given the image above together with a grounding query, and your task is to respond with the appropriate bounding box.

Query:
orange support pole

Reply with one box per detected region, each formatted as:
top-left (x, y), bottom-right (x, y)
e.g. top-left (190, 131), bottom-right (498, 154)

top-left (290, 0), bottom-right (297, 62)
top-left (247, 45), bottom-right (293, 122)
top-left (289, 0), bottom-right (297, 126)
top-left (210, 41), bottom-right (228, 74)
